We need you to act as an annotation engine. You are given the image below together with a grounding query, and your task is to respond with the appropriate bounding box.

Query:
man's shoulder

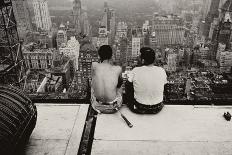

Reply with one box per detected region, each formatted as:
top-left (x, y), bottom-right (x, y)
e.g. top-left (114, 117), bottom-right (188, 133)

top-left (131, 66), bottom-right (141, 71)
top-left (92, 61), bottom-right (98, 66)
top-left (92, 61), bottom-right (99, 69)
top-left (113, 65), bottom-right (122, 73)
top-left (153, 66), bottom-right (166, 71)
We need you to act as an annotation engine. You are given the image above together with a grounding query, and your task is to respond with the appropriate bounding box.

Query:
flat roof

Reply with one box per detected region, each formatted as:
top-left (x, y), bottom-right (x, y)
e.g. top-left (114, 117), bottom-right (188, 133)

top-left (21, 104), bottom-right (89, 155)
top-left (92, 105), bottom-right (232, 155)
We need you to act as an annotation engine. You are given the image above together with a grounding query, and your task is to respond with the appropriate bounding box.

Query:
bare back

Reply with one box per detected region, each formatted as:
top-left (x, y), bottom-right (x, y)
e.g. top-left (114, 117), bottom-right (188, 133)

top-left (91, 62), bottom-right (122, 103)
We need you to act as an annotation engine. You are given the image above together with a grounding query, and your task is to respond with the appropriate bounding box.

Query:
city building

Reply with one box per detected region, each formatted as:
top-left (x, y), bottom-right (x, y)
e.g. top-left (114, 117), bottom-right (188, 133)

top-left (219, 51), bottom-right (232, 73)
top-left (116, 22), bottom-right (128, 38)
top-left (208, 18), bottom-right (219, 40)
top-left (46, 54), bottom-right (72, 90)
top-left (33, 0), bottom-right (52, 31)
top-left (12, 0), bottom-right (32, 40)
top-left (73, 0), bottom-right (82, 33)
top-left (78, 42), bottom-right (98, 80)
top-left (131, 37), bottom-right (141, 57)
top-left (24, 71), bottom-right (46, 94)
top-left (23, 46), bottom-right (54, 70)
top-left (71, 0), bottom-right (91, 36)
top-left (167, 53), bottom-right (178, 72)
top-left (56, 29), bottom-right (67, 49)
top-left (202, 0), bottom-right (212, 19)
top-left (149, 32), bottom-right (158, 50)
top-left (119, 37), bottom-right (128, 65)
top-left (82, 11), bottom-right (91, 36)
top-left (68, 71), bottom-right (88, 99)
top-left (199, 46), bottom-right (210, 60)
top-left (152, 14), bottom-right (185, 46)
top-left (97, 26), bottom-right (109, 48)
top-left (217, 0), bottom-right (232, 49)
top-left (59, 37), bottom-right (80, 71)
top-left (203, 0), bottom-right (220, 38)
top-left (216, 42), bottom-right (226, 61)
top-left (142, 20), bottom-right (150, 35)
top-left (101, 2), bottom-right (116, 44)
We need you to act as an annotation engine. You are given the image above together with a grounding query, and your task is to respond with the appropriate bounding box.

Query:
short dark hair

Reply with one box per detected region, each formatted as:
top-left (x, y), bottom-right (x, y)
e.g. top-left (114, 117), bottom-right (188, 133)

top-left (98, 45), bottom-right (112, 62)
top-left (140, 47), bottom-right (155, 65)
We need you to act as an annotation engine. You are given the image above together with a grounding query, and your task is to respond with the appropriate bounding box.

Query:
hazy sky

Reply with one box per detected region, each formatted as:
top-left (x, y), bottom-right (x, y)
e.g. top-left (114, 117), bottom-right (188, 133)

top-left (47, 0), bottom-right (193, 13)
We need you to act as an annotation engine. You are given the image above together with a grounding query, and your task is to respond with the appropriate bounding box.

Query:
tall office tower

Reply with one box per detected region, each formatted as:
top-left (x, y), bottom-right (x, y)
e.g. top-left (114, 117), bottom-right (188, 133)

top-left (152, 14), bottom-right (185, 46)
top-left (217, 0), bottom-right (232, 48)
top-left (12, 0), bottom-right (32, 40)
top-left (116, 22), bottom-right (128, 38)
top-left (73, 0), bottom-right (82, 34)
top-left (102, 2), bottom-right (110, 31)
top-left (204, 0), bottom-right (220, 38)
top-left (143, 21), bottom-right (150, 34)
top-left (56, 29), bottom-right (67, 49)
top-left (33, 0), bottom-right (52, 31)
top-left (202, 0), bottom-right (212, 19)
top-left (219, 51), bottom-right (232, 73)
top-left (219, 0), bottom-right (227, 8)
top-left (119, 38), bottom-right (128, 65)
top-left (127, 40), bottom-right (132, 60)
top-left (101, 2), bottom-right (116, 44)
top-left (132, 37), bottom-right (141, 58)
top-left (59, 37), bottom-right (80, 71)
top-left (82, 11), bottom-right (90, 36)
top-left (78, 42), bottom-right (98, 80)
top-left (167, 53), bottom-right (177, 72)
top-left (109, 9), bottom-right (116, 44)
top-left (149, 32), bottom-right (158, 50)
top-left (97, 26), bottom-right (108, 48)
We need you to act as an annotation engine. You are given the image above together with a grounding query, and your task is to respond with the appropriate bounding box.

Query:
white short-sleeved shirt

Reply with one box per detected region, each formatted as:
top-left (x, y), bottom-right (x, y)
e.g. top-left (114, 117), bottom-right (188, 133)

top-left (128, 66), bottom-right (167, 105)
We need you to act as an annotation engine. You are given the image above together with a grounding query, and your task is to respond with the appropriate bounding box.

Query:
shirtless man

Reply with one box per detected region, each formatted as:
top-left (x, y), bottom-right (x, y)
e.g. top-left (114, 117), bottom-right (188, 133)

top-left (91, 45), bottom-right (123, 113)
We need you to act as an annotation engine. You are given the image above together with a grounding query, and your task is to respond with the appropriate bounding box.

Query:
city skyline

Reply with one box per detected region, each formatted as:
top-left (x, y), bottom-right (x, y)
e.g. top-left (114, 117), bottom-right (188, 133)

top-left (1, 0), bottom-right (232, 101)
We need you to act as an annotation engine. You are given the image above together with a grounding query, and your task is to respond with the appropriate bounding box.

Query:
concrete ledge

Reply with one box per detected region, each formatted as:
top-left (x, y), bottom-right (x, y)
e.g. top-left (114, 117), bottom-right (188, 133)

top-left (22, 104), bottom-right (89, 155)
top-left (92, 105), bottom-right (232, 155)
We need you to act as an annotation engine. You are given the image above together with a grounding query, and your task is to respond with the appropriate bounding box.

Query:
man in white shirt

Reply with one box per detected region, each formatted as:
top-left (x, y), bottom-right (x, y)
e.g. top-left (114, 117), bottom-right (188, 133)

top-left (125, 47), bottom-right (167, 114)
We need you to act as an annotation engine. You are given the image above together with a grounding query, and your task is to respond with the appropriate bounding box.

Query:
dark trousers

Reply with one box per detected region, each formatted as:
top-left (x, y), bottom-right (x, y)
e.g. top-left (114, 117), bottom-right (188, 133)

top-left (125, 81), bottom-right (164, 114)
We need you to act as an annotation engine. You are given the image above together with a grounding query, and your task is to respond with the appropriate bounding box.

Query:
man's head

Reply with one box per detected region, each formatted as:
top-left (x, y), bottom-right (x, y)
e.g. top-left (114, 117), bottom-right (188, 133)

top-left (140, 47), bottom-right (155, 65)
top-left (98, 45), bottom-right (112, 62)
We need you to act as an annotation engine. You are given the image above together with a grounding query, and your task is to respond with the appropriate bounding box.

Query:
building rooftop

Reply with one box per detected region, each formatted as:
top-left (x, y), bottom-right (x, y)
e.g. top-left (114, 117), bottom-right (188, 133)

top-left (92, 105), bottom-right (232, 155)
top-left (21, 104), bottom-right (89, 155)
top-left (20, 104), bottom-right (232, 155)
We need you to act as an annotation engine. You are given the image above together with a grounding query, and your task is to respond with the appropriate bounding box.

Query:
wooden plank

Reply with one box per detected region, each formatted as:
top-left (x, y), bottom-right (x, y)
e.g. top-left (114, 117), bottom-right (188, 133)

top-left (65, 104), bottom-right (89, 155)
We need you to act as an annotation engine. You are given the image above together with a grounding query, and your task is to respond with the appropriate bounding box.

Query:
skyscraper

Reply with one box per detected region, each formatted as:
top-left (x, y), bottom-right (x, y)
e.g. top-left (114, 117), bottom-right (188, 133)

top-left (12, 0), bottom-right (32, 40)
top-left (78, 42), bottom-right (98, 80)
top-left (59, 37), bottom-right (80, 71)
top-left (218, 0), bottom-right (232, 48)
top-left (73, 0), bottom-right (82, 34)
top-left (97, 26), bottom-right (109, 48)
top-left (203, 0), bottom-right (220, 37)
top-left (56, 29), bottom-right (67, 49)
top-left (33, 0), bottom-right (52, 31)
top-left (132, 37), bottom-right (141, 58)
top-left (152, 14), bottom-right (185, 46)
top-left (101, 2), bottom-right (116, 45)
